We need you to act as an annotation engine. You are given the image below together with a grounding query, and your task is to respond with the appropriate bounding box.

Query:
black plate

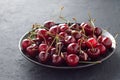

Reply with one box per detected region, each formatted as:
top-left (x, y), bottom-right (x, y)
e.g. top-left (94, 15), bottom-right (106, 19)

top-left (19, 29), bottom-right (116, 69)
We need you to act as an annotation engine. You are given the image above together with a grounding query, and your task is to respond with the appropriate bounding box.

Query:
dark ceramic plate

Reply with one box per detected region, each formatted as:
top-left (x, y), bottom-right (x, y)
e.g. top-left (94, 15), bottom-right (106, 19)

top-left (19, 28), bottom-right (116, 69)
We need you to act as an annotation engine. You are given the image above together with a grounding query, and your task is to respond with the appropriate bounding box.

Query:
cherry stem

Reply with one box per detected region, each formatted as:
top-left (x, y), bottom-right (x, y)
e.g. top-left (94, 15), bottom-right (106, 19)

top-left (46, 36), bottom-right (56, 53)
top-left (79, 61), bottom-right (102, 64)
top-left (72, 17), bottom-right (77, 23)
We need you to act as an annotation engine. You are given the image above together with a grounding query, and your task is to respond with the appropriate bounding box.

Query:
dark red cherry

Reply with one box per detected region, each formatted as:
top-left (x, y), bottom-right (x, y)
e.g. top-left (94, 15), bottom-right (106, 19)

top-left (52, 54), bottom-right (63, 66)
top-left (71, 30), bottom-right (82, 40)
top-left (58, 32), bottom-right (68, 41)
top-left (32, 38), bottom-right (42, 46)
top-left (26, 44), bottom-right (39, 57)
top-left (86, 37), bottom-right (97, 48)
top-left (21, 39), bottom-right (32, 50)
top-left (37, 29), bottom-right (48, 39)
top-left (81, 22), bottom-right (94, 35)
top-left (66, 54), bottom-right (79, 66)
top-left (102, 37), bottom-right (112, 48)
top-left (67, 43), bottom-right (79, 54)
top-left (39, 43), bottom-right (48, 52)
top-left (70, 23), bottom-right (81, 30)
top-left (87, 48), bottom-right (100, 58)
top-left (65, 36), bottom-right (76, 44)
top-left (49, 25), bottom-right (60, 35)
top-left (44, 21), bottom-right (55, 29)
top-left (59, 23), bottom-right (69, 32)
top-left (94, 27), bottom-right (102, 37)
top-left (97, 35), bottom-right (105, 43)
top-left (96, 43), bottom-right (106, 55)
top-left (79, 51), bottom-right (88, 61)
top-left (77, 39), bottom-right (87, 50)
top-left (50, 47), bottom-right (56, 55)
top-left (38, 51), bottom-right (49, 63)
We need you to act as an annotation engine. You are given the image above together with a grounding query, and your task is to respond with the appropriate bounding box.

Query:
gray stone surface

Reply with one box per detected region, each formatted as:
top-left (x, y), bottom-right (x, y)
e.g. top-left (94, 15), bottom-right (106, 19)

top-left (0, 0), bottom-right (120, 80)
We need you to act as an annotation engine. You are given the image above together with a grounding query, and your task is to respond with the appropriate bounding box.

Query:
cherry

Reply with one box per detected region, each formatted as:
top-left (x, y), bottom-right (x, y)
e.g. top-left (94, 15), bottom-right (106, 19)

top-left (81, 22), bottom-right (94, 36)
top-left (77, 39), bottom-right (88, 50)
top-left (52, 54), bottom-right (63, 66)
top-left (94, 27), bottom-right (102, 37)
top-left (49, 25), bottom-right (60, 35)
top-left (26, 44), bottom-right (39, 57)
top-left (96, 43), bottom-right (106, 55)
top-left (32, 38), bottom-right (42, 46)
top-left (21, 39), bottom-right (32, 50)
top-left (44, 21), bottom-right (55, 29)
top-left (66, 54), bottom-right (79, 66)
top-left (39, 43), bottom-right (48, 52)
top-left (65, 36), bottom-right (76, 44)
top-left (97, 35), bottom-right (105, 43)
top-left (70, 23), bottom-right (81, 30)
top-left (102, 37), bottom-right (112, 48)
top-left (37, 29), bottom-right (48, 39)
top-left (38, 51), bottom-right (49, 63)
top-left (59, 23), bottom-right (69, 32)
top-left (58, 32), bottom-right (68, 41)
top-left (71, 30), bottom-right (82, 40)
top-left (67, 43), bottom-right (79, 54)
top-left (79, 51), bottom-right (88, 61)
top-left (50, 47), bottom-right (56, 55)
top-left (87, 48), bottom-right (100, 58)
top-left (86, 37), bottom-right (97, 48)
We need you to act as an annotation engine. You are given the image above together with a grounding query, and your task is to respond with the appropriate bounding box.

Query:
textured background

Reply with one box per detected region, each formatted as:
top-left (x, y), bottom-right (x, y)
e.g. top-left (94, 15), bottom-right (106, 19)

top-left (0, 0), bottom-right (120, 80)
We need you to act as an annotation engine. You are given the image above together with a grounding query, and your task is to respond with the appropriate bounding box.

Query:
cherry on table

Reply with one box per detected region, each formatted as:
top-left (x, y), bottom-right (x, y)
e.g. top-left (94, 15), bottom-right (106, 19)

top-left (39, 43), bottom-right (48, 52)
top-left (102, 37), bottom-right (112, 48)
top-left (67, 43), bottom-right (79, 54)
top-left (86, 37), bottom-right (97, 48)
top-left (52, 54), bottom-right (63, 66)
top-left (59, 23), bottom-right (69, 32)
top-left (44, 21), bottom-right (55, 29)
top-left (96, 43), bottom-right (106, 55)
top-left (87, 48), bottom-right (100, 58)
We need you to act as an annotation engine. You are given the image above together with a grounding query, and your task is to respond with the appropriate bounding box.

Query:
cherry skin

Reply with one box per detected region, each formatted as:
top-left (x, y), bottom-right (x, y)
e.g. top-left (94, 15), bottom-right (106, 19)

top-left (26, 44), bottom-right (39, 57)
top-left (94, 27), bottom-right (102, 37)
top-left (38, 51), bottom-right (49, 63)
top-left (58, 32), bottom-right (68, 41)
top-left (96, 43), bottom-right (106, 55)
top-left (67, 43), bottom-right (79, 54)
top-left (44, 21), bottom-right (55, 29)
top-left (39, 43), bottom-right (48, 52)
top-left (86, 37), bottom-right (97, 48)
top-left (79, 51), bottom-right (88, 61)
top-left (66, 54), bottom-right (79, 66)
top-left (65, 36), bottom-right (76, 45)
top-left (59, 23), bottom-right (69, 32)
top-left (52, 54), bottom-right (63, 66)
top-left (77, 39), bottom-right (88, 50)
top-left (49, 25), bottom-right (60, 35)
top-left (32, 38), bottom-right (42, 46)
top-left (102, 37), bottom-right (112, 48)
top-left (87, 48), bottom-right (100, 58)
top-left (21, 39), bottom-right (32, 50)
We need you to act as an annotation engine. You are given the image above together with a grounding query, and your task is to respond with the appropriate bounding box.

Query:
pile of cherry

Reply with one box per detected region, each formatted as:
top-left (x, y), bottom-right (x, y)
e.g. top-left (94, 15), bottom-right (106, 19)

top-left (21, 21), bottom-right (112, 67)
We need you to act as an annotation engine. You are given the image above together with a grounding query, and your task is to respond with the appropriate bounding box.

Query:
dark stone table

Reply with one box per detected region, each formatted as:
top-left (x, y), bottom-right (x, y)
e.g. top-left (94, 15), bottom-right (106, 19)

top-left (0, 0), bottom-right (120, 80)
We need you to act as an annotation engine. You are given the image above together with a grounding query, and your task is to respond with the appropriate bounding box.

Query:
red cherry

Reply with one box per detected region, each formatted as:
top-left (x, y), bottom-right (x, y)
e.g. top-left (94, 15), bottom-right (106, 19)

top-left (49, 25), bottom-right (60, 35)
top-left (67, 43), bottom-right (79, 54)
top-left (44, 21), bottom-right (55, 29)
top-left (52, 54), bottom-right (63, 66)
top-left (102, 37), bottom-right (112, 48)
top-left (77, 39), bottom-right (88, 50)
top-left (71, 30), bottom-right (82, 40)
top-left (86, 37), bottom-right (97, 48)
top-left (66, 54), bottom-right (79, 66)
top-left (39, 43), bottom-right (48, 52)
top-left (94, 27), bottom-right (102, 37)
top-left (87, 48), bottom-right (100, 58)
top-left (21, 39), bottom-right (32, 50)
top-left (81, 22), bottom-right (94, 35)
top-left (65, 36), bottom-right (76, 44)
top-left (38, 51), bottom-right (49, 63)
top-left (58, 32), bottom-right (68, 41)
top-left (96, 43), bottom-right (106, 55)
top-left (70, 23), bottom-right (81, 30)
top-left (97, 35), bottom-right (105, 43)
top-left (26, 44), bottom-right (39, 57)
top-left (79, 51), bottom-right (88, 61)
top-left (59, 23), bottom-right (69, 32)
top-left (37, 29), bottom-right (48, 39)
